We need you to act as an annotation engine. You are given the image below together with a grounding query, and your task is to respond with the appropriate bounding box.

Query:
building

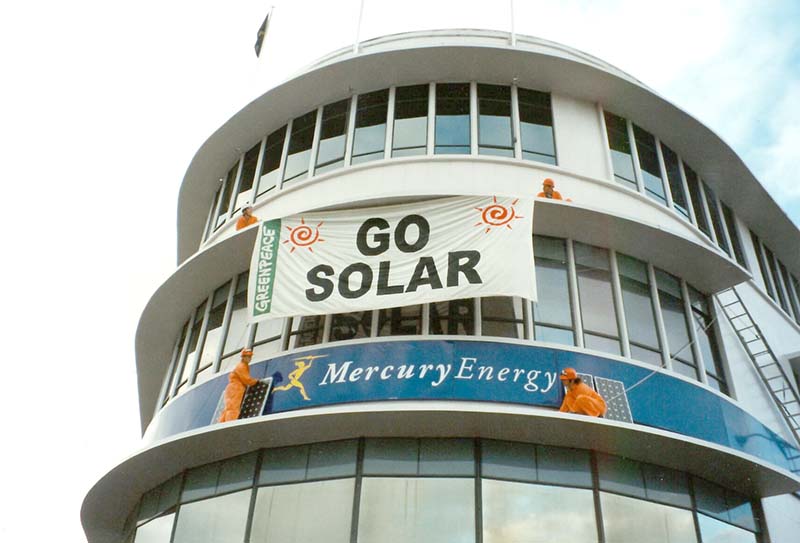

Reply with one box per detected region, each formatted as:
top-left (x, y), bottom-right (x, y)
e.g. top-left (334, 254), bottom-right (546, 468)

top-left (82, 30), bottom-right (800, 543)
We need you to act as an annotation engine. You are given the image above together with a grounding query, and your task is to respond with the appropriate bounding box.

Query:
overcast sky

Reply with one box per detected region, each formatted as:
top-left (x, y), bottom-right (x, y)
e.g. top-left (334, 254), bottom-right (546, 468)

top-left (1, 1), bottom-right (798, 541)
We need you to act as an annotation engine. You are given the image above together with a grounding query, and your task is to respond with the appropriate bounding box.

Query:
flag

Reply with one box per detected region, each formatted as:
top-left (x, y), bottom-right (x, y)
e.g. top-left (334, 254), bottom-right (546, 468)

top-left (254, 9), bottom-right (272, 57)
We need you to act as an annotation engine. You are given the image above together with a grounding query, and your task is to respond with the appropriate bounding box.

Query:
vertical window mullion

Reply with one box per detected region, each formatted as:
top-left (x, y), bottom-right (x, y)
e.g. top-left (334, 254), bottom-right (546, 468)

top-left (626, 120), bottom-right (645, 194)
top-left (157, 336), bottom-right (182, 410)
top-left (609, 248), bottom-right (631, 358)
top-left (226, 157), bottom-right (245, 220)
top-left (598, 105), bottom-right (615, 182)
top-left (696, 178), bottom-right (719, 244)
top-left (677, 159), bottom-right (698, 225)
top-left (212, 277), bottom-right (238, 375)
top-left (681, 280), bottom-right (709, 385)
top-left (511, 85), bottom-right (522, 159)
top-left (276, 118), bottom-right (292, 191)
top-left (250, 137), bottom-right (267, 201)
top-left (654, 136), bottom-right (674, 209)
top-left (422, 302), bottom-right (431, 335)
top-left (322, 314), bottom-right (333, 343)
top-left (714, 193), bottom-right (736, 257)
top-left (384, 86), bottom-right (396, 158)
top-left (649, 264), bottom-right (672, 370)
top-left (308, 105), bottom-right (324, 177)
top-left (187, 294), bottom-right (214, 386)
top-left (201, 188), bottom-right (217, 243)
top-left (426, 83), bottom-right (436, 155)
top-left (169, 315), bottom-right (195, 398)
top-left (344, 94), bottom-right (358, 165)
top-left (566, 239), bottom-right (585, 347)
top-left (469, 81), bottom-right (478, 155)
top-left (474, 297), bottom-right (482, 336)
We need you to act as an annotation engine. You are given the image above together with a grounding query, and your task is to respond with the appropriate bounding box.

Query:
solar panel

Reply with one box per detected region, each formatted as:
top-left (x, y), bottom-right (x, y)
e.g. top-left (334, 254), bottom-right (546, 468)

top-left (595, 376), bottom-right (633, 423)
top-left (577, 373), bottom-right (595, 389)
top-left (239, 378), bottom-right (273, 419)
top-left (211, 378), bottom-right (273, 424)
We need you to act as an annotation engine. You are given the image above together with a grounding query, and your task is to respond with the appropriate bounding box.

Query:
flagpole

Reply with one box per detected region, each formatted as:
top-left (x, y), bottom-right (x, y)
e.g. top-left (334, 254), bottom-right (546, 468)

top-left (509, 0), bottom-right (516, 47)
top-left (354, 0), bottom-right (365, 54)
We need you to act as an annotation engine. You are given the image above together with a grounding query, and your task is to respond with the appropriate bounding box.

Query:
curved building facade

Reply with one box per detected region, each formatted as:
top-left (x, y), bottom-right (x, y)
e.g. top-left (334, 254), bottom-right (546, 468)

top-left (83, 30), bottom-right (800, 543)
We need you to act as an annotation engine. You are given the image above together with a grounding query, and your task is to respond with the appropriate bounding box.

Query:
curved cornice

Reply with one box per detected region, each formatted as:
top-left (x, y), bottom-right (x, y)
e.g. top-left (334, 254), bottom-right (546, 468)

top-left (175, 29), bottom-right (799, 272)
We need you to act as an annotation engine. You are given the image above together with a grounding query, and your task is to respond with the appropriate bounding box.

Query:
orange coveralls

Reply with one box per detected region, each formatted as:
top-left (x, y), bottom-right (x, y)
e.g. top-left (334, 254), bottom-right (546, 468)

top-left (560, 382), bottom-right (606, 417)
top-left (236, 215), bottom-right (259, 231)
top-left (536, 190), bottom-right (564, 200)
top-left (219, 362), bottom-right (259, 422)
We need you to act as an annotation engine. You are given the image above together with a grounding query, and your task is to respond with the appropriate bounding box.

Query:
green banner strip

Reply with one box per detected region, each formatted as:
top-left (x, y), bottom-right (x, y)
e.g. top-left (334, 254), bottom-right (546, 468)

top-left (252, 219), bottom-right (281, 317)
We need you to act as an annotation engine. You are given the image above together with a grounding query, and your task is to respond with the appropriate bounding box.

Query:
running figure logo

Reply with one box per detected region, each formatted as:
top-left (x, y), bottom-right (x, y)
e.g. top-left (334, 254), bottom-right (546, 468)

top-left (272, 354), bottom-right (326, 400)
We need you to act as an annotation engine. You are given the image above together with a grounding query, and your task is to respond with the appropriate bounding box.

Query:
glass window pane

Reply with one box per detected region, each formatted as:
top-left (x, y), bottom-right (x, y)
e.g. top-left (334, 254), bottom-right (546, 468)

top-left (419, 438), bottom-right (474, 476)
top-left (750, 232), bottom-right (775, 299)
top-left (196, 282), bottom-right (230, 383)
top-left (215, 165), bottom-right (237, 228)
top-left (574, 242), bottom-right (620, 341)
top-left (617, 254), bottom-right (660, 356)
top-left (172, 490), bottom-right (251, 543)
top-left (251, 317), bottom-right (283, 362)
top-left (601, 492), bottom-right (697, 543)
top-left (179, 300), bottom-right (206, 389)
top-left (158, 475), bottom-right (181, 513)
top-left (216, 452), bottom-right (257, 495)
top-left (661, 143), bottom-right (689, 218)
top-left (233, 142), bottom-right (260, 212)
top-left (134, 513), bottom-right (175, 543)
top-left (258, 125), bottom-right (286, 196)
top-left (307, 440), bottom-right (358, 479)
top-left (330, 311), bottom-right (372, 342)
top-left (481, 440), bottom-right (537, 483)
top-left (478, 84), bottom-right (512, 156)
top-left (482, 479), bottom-right (597, 543)
top-left (283, 110), bottom-right (317, 182)
top-left (259, 445), bottom-right (309, 485)
top-left (352, 89), bottom-right (388, 164)
top-left (182, 462), bottom-right (218, 503)
top-left (393, 84), bottom-right (428, 156)
top-left (221, 272), bottom-right (249, 371)
top-left (688, 286), bottom-right (727, 394)
top-left (534, 325), bottom-right (575, 346)
top-left (684, 164), bottom-right (711, 236)
top-left (779, 261), bottom-right (800, 319)
top-left (655, 269), bottom-right (695, 366)
top-left (518, 88), bottom-right (555, 163)
top-left (363, 438), bottom-right (418, 475)
top-left (536, 446), bottom-right (592, 487)
top-left (289, 315), bottom-right (324, 349)
top-left (604, 112), bottom-right (636, 189)
top-left (721, 203), bottom-right (747, 268)
top-left (703, 183), bottom-right (731, 255)
top-left (481, 297), bottom-right (524, 339)
top-left (641, 463), bottom-right (691, 507)
top-left (698, 514), bottom-right (757, 543)
top-left (358, 478), bottom-right (475, 543)
top-left (584, 333), bottom-right (621, 356)
top-left (533, 236), bottom-right (573, 329)
top-left (764, 246), bottom-right (789, 311)
top-left (430, 299), bottom-right (475, 335)
top-left (251, 479), bottom-right (354, 543)
top-left (597, 453), bottom-right (646, 499)
top-left (315, 99), bottom-right (349, 174)
top-left (693, 478), bottom-right (756, 531)
top-left (435, 83), bottom-right (470, 155)
top-left (378, 305), bottom-right (423, 336)
top-left (633, 125), bottom-right (666, 204)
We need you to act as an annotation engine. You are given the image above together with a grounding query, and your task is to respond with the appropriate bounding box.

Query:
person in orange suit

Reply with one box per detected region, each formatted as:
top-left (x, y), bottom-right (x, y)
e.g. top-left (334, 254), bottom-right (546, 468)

top-left (219, 348), bottom-right (260, 422)
top-left (236, 204), bottom-right (259, 231)
top-left (558, 367), bottom-right (606, 417)
top-left (537, 178), bottom-right (571, 201)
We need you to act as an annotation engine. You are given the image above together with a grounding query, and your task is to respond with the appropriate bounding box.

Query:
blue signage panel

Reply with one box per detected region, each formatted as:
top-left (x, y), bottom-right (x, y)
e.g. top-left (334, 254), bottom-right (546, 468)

top-left (145, 339), bottom-right (800, 476)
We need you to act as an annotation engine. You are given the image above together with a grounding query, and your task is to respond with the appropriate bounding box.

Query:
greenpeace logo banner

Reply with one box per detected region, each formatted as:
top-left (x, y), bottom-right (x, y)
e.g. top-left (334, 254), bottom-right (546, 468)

top-left (248, 195), bottom-right (536, 321)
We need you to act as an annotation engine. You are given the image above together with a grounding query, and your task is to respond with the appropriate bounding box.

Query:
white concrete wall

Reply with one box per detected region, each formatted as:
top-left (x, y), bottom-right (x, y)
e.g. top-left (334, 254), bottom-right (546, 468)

top-left (551, 94), bottom-right (610, 180)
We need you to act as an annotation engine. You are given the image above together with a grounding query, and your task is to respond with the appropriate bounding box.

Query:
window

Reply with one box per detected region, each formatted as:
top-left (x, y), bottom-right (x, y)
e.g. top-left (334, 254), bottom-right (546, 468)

top-left (214, 165), bottom-right (238, 229)
top-left (233, 142), bottom-right (260, 212)
top-left (257, 125), bottom-right (286, 196)
top-left (477, 84), bottom-right (513, 156)
top-left (167, 321), bottom-right (189, 398)
top-left (133, 513), bottom-right (175, 543)
top-left (693, 477), bottom-right (757, 532)
top-left (220, 272), bottom-right (249, 373)
top-left (392, 84), bottom-right (428, 157)
top-left (604, 112), bottom-right (636, 189)
top-left (655, 269), bottom-right (697, 380)
top-left (177, 300), bottom-right (207, 392)
top-left (782, 266), bottom-right (800, 322)
top-left (688, 287), bottom-right (728, 393)
top-left (481, 297), bottom-right (524, 339)
top-left (600, 493), bottom-right (697, 543)
top-left (518, 88), bottom-right (555, 164)
top-left (251, 315), bottom-right (283, 362)
top-left (172, 491), bottom-right (250, 543)
top-left (684, 164), bottom-right (711, 237)
top-left (618, 254), bottom-right (661, 366)
top-left (315, 99), bottom-right (350, 175)
top-left (430, 298), bottom-right (475, 335)
top-left (661, 143), bottom-right (690, 219)
top-left (195, 282), bottom-right (230, 385)
top-left (750, 232), bottom-right (775, 299)
top-left (288, 315), bottom-right (324, 348)
top-left (352, 89), bottom-right (388, 164)
top-left (633, 125), bottom-right (667, 204)
top-left (435, 83), bottom-right (471, 154)
top-left (532, 236), bottom-right (574, 345)
top-left (703, 182), bottom-right (731, 255)
top-left (764, 246), bottom-right (789, 313)
top-left (330, 311), bottom-right (372, 342)
top-left (204, 186), bottom-right (221, 240)
top-left (378, 304), bottom-right (423, 336)
top-left (283, 110), bottom-right (317, 182)
top-left (574, 242), bottom-right (620, 355)
top-left (720, 202), bottom-right (747, 268)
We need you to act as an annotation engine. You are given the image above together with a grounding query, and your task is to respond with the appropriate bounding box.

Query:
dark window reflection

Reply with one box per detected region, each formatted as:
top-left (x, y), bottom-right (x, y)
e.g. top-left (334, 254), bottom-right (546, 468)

top-left (477, 84), bottom-right (513, 157)
top-left (684, 164), bottom-right (711, 237)
top-left (660, 143), bottom-right (690, 219)
top-left (688, 287), bottom-right (728, 394)
top-left (215, 164), bottom-right (238, 228)
top-left (258, 125), bottom-right (286, 196)
top-left (315, 99), bottom-right (350, 175)
top-left (378, 305), bottom-right (423, 336)
top-left (617, 253), bottom-right (661, 365)
top-left (655, 269), bottom-right (696, 376)
top-left (283, 110), bottom-right (317, 182)
top-left (574, 242), bottom-right (620, 355)
top-left (604, 112), bottom-right (636, 189)
top-left (330, 311), bottom-right (372, 342)
top-left (430, 298), bottom-right (475, 335)
top-left (435, 83), bottom-right (471, 155)
top-left (518, 88), bottom-right (555, 164)
top-left (633, 125), bottom-right (667, 204)
top-left (721, 202), bottom-right (747, 269)
top-left (392, 84), bottom-right (428, 157)
top-left (703, 183), bottom-right (731, 256)
top-left (763, 246), bottom-right (789, 312)
top-left (352, 89), bottom-right (388, 164)
top-left (234, 142), bottom-right (260, 212)
top-left (481, 297), bottom-right (524, 339)
top-left (289, 315), bottom-right (324, 348)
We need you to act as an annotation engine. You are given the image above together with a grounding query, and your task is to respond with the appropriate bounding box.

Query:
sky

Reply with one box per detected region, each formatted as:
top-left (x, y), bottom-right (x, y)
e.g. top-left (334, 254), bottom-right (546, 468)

top-left (0, 1), bottom-right (798, 541)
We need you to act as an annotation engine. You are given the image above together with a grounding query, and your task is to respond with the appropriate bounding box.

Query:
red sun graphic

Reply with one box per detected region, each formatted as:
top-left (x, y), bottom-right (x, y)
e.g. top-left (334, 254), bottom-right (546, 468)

top-left (284, 218), bottom-right (324, 253)
top-left (474, 196), bottom-right (523, 233)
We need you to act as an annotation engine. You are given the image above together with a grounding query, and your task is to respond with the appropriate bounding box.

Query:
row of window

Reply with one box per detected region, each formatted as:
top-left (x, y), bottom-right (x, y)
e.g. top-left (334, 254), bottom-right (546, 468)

top-left (751, 230), bottom-right (800, 326)
top-left (202, 82), bottom-right (556, 241)
top-left (604, 112), bottom-right (748, 270)
top-left (157, 235), bottom-right (728, 411)
top-left (129, 438), bottom-right (761, 543)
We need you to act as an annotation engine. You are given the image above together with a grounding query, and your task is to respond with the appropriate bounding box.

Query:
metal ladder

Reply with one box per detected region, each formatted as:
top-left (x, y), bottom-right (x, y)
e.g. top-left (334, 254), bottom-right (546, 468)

top-left (716, 287), bottom-right (800, 453)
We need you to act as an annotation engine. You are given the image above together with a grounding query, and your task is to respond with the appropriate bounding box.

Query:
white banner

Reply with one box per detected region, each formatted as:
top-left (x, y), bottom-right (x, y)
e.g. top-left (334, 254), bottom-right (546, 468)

top-left (248, 195), bottom-right (536, 321)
